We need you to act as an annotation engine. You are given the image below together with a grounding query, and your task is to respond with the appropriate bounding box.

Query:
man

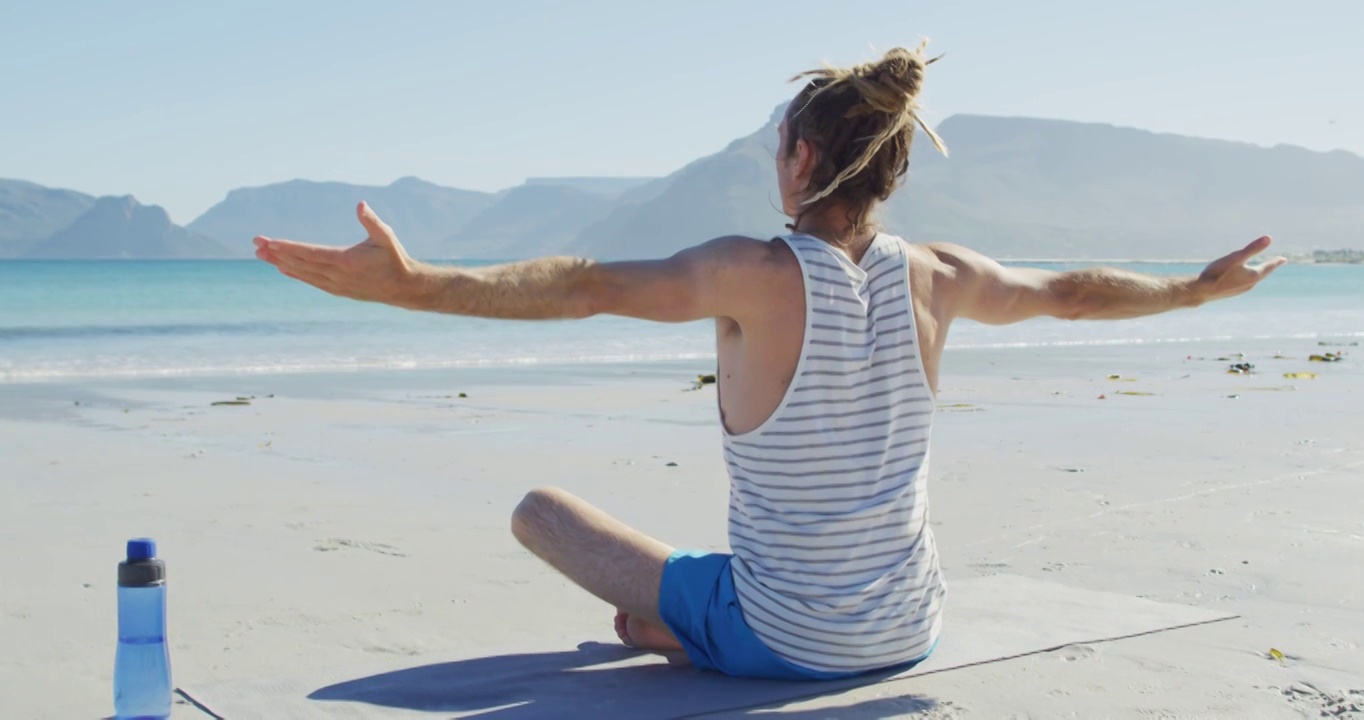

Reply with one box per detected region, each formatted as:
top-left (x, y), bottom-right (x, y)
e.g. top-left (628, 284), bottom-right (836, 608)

top-left (254, 46), bottom-right (1283, 680)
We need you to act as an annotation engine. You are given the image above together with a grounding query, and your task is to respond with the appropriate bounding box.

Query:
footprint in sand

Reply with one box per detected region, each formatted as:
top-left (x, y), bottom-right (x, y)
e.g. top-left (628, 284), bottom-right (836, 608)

top-left (351, 641), bottom-right (423, 656)
top-left (1279, 683), bottom-right (1362, 717)
top-left (1058, 644), bottom-right (1097, 662)
top-left (1324, 637), bottom-right (1359, 651)
top-left (313, 539), bottom-right (409, 557)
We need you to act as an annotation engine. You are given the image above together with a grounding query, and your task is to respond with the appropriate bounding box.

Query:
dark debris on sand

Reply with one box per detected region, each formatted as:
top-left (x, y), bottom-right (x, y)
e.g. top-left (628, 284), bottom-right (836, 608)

top-left (211, 396), bottom-right (253, 407)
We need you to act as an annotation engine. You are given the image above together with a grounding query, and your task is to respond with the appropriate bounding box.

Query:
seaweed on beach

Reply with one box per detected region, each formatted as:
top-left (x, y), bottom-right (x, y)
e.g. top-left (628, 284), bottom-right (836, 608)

top-left (939, 403), bottom-right (983, 412)
top-left (688, 374), bottom-right (718, 391)
top-left (211, 397), bottom-right (252, 406)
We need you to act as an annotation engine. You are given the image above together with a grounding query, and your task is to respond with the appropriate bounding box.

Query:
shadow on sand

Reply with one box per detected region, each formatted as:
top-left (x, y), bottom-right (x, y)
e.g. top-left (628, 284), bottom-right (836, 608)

top-left (307, 642), bottom-right (937, 719)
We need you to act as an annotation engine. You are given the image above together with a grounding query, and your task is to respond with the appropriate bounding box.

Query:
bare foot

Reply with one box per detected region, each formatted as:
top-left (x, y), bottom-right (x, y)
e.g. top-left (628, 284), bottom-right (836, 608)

top-left (614, 609), bottom-right (684, 652)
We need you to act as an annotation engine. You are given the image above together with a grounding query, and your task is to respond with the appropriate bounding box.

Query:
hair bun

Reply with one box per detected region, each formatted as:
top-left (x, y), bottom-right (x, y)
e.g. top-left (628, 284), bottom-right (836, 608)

top-left (848, 45), bottom-right (931, 117)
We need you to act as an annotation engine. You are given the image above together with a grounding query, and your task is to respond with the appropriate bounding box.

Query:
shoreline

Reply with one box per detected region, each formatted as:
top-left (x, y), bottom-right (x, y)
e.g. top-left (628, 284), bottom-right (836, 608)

top-left (2, 333), bottom-right (1358, 389)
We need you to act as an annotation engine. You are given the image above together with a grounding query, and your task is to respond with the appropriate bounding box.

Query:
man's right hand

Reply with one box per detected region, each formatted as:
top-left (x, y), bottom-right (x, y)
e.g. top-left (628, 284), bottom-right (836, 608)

top-left (254, 201), bottom-right (419, 308)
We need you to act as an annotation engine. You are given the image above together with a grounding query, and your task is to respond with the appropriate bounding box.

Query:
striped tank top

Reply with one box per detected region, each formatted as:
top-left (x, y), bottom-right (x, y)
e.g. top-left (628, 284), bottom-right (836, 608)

top-left (723, 231), bottom-right (944, 674)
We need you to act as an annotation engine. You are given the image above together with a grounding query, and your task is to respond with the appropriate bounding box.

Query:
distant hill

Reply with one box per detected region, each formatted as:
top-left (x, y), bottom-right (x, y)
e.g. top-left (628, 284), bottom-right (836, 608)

top-left (443, 184), bottom-right (617, 259)
top-left (522, 177), bottom-right (656, 197)
top-left (885, 115), bottom-right (1364, 259)
top-left (187, 177), bottom-right (493, 259)
top-left (567, 107), bottom-right (1364, 260)
top-left (23, 196), bottom-right (229, 259)
top-left (566, 104), bottom-right (790, 259)
top-left (0, 179), bottom-right (97, 257)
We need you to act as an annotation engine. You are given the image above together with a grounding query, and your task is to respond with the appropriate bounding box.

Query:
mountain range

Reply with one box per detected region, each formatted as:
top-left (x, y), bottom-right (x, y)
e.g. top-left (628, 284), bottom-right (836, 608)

top-left (186, 176), bottom-right (494, 260)
top-left (5, 108), bottom-right (1362, 260)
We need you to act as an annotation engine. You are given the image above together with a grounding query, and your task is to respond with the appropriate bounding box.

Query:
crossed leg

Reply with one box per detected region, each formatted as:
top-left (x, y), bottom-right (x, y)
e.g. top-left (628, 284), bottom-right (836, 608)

top-left (510, 486), bottom-right (684, 652)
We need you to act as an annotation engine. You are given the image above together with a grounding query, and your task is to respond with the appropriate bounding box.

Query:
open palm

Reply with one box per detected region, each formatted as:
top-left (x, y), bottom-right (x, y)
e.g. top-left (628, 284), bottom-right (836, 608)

top-left (1196, 236), bottom-right (1288, 302)
top-left (253, 202), bottom-right (418, 307)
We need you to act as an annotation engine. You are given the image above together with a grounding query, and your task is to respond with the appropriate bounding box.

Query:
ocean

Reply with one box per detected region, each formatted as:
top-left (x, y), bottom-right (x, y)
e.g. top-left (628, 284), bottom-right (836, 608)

top-left (1, 259), bottom-right (1361, 383)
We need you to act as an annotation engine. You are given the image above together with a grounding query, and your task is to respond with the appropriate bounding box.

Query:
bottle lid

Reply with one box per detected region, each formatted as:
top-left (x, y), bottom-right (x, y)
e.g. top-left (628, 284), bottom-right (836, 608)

top-left (119, 538), bottom-right (165, 587)
top-left (127, 538), bottom-right (157, 561)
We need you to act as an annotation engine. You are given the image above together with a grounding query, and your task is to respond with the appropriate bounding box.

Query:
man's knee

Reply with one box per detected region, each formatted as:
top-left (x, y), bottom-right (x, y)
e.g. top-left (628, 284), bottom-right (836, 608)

top-left (510, 486), bottom-right (567, 548)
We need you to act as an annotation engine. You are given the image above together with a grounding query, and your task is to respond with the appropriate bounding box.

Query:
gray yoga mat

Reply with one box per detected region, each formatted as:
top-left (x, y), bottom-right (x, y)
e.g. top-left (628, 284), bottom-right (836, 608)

top-left (179, 574), bottom-right (1236, 719)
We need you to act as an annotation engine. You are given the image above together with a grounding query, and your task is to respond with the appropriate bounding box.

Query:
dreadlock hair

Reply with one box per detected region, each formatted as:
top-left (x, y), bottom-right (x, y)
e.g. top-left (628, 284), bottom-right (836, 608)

top-left (783, 42), bottom-right (947, 235)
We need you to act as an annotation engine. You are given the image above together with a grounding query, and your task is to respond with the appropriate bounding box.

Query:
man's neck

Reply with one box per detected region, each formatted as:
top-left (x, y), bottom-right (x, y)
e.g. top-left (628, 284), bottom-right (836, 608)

top-left (793, 210), bottom-right (878, 262)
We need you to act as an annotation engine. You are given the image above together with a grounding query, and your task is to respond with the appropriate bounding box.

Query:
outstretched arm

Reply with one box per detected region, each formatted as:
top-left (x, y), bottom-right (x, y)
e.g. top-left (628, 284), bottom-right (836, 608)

top-left (253, 202), bottom-right (776, 323)
top-left (935, 236), bottom-right (1287, 325)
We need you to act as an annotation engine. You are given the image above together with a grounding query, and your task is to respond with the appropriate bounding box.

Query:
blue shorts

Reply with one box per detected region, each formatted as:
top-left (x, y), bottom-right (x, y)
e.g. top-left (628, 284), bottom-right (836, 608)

top-left (657, 549), bottom-right (936, 681)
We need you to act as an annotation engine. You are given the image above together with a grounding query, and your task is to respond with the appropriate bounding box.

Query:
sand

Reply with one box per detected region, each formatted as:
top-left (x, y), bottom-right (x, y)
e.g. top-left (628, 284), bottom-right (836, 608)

top-left (1, 340), bottom-right (1361, 719)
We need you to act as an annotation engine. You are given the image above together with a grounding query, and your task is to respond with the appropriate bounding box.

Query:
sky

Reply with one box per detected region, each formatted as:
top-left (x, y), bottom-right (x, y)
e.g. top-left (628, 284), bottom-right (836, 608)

top-left (3, 0), bottom-right (1362, 223)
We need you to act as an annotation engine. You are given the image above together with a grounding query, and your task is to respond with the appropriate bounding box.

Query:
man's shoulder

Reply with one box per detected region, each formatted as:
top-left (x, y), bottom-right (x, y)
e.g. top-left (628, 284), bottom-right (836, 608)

top-left (701, 234), bottom-right (790, 253)
top-left (895, 239), bottom-right (976, 269)
top-left (688, 235), bottom-right (799, 271)
top-left (892, 240), bottom-right (996, 303)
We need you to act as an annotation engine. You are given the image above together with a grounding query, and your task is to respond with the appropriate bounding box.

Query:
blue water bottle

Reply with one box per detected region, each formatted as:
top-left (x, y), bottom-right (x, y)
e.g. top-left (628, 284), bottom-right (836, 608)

top-left (114, 538), bottom-right (172, 719)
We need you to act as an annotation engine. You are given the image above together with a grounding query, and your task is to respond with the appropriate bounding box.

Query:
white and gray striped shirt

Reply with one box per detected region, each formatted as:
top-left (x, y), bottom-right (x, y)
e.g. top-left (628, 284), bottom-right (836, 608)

top-left (724, 231), bottom-right (943, 674)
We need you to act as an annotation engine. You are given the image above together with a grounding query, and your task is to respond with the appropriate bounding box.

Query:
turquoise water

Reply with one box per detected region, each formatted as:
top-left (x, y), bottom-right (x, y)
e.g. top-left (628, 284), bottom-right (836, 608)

top-left (1, 259), bottom-right (1360, 382)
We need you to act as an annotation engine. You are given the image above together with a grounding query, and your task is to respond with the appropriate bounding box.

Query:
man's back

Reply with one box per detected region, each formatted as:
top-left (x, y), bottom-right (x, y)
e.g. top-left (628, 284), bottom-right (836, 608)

top-left (718, 232), bottom-right (943, 674)
top-left (713, 235), bottom-right (951, 437)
